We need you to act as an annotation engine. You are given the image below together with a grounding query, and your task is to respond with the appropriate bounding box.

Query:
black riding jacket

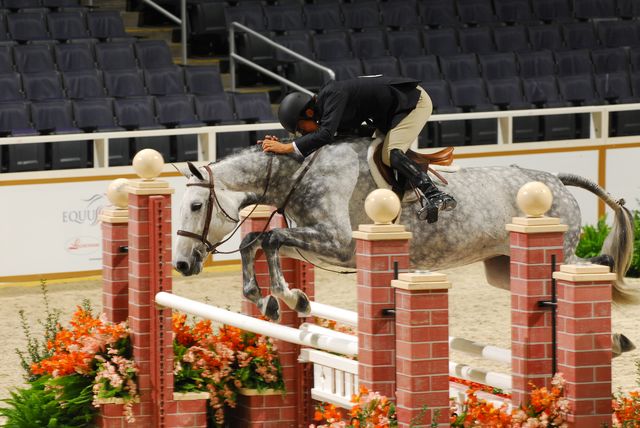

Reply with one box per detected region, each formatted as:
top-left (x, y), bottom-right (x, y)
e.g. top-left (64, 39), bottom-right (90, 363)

top-left (293, 76), bottom-right (421, 157)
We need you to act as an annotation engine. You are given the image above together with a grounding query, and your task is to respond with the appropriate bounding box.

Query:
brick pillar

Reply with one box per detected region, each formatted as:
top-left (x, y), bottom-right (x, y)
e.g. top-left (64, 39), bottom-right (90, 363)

top-left (393, 272), bottom-right (451, 428)
top-left (352, 223), bottom-right (412, 399)
top-left (100, 206), bottom-right (129, 323)
top-left (236, 205), bottom-right (308, 427)
top-left (127, 179), bottom-right (175, 427)
top-left (553, 264), bottom-right (614, 428)
top-left (506, 216), bottom-right (567, 407)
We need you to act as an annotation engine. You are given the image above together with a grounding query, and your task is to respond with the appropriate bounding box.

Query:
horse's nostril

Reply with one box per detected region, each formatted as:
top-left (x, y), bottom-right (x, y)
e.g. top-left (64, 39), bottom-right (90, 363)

top-left (176, 261), bottom-right (189, 273)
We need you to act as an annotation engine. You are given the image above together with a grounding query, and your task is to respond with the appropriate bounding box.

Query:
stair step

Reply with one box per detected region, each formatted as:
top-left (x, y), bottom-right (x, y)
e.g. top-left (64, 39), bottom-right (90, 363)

top-left (122, 11), bottom-right (139, 28)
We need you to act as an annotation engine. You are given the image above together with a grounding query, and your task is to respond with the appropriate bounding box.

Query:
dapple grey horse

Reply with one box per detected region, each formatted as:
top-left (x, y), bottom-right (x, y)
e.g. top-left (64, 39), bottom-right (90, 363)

top-left (173, 139), bottom-right (635, 325)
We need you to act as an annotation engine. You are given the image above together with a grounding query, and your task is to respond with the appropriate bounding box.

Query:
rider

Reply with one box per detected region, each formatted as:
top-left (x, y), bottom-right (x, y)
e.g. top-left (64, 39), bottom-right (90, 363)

top-left (260, 75), bottom-right (457, 223)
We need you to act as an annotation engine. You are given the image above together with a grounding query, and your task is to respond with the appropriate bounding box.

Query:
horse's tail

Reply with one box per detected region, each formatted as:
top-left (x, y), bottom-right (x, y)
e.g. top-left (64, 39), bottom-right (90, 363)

top-left (558, 172), bottom-right (637, 302)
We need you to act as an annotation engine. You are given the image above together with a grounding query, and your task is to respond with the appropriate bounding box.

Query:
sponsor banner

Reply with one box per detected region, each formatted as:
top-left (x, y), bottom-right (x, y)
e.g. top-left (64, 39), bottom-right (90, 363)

top-left (0, 177), bottom-right (241, 279)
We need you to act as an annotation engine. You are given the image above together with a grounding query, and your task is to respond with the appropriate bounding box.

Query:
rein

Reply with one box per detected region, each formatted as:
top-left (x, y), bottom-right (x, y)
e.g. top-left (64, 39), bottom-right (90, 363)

top-left (177, 151), bottom-right (320, 256)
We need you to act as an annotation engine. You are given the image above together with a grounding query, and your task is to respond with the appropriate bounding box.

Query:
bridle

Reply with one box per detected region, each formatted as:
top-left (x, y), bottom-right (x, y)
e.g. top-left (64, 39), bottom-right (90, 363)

top-left (177, 150), bottom-right (321, 258)
top-left (176, 159), bottom-right (276, 255)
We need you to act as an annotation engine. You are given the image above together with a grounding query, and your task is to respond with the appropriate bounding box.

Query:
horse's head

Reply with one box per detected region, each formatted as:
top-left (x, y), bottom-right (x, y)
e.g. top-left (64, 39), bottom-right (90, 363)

top-left (173, 162), bottom-right (241, 276)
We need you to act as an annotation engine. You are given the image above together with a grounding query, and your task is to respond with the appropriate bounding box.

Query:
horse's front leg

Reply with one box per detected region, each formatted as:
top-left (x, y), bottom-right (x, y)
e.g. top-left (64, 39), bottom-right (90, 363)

top-left (240, 232), bottom-right (280, 321)
top-left (261, 227), bottom-right (353, 315)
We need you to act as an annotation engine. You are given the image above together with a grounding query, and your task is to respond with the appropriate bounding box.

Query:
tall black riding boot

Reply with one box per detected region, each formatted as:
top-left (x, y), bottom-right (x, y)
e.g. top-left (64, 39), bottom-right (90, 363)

top-left (389, 149), bottom-right (457, 223)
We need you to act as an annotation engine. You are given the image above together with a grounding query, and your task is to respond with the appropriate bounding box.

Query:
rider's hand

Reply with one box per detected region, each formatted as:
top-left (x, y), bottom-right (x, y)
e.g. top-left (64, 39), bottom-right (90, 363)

top-left (257, 135), bottom-right (280, 144)
top-left (261, 139), bottom-right (294, 154)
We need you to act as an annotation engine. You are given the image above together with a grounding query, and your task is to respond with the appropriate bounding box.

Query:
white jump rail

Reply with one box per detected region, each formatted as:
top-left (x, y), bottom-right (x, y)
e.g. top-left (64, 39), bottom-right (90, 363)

top-left (155, 292), bottom-right (358, 357)
top-left (449, 361), bottom-right (512, 392)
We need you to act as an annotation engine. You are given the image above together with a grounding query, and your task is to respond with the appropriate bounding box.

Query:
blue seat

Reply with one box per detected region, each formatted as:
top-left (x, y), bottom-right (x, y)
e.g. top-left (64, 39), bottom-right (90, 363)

top-left (231, 92), bottom-right (275, 123)
top-left (423, 28), bottom-right (458, 56)
top-left (597, 21), bottom-right (640, 48)
top-left (380, 0), bottom-right (419, 29)
top-left (144, 66), bottom-right (186, 96)
top-left (86, 10), bottom-right (130, 40)
top-left (591, 48), bottom-right (628, 75)
top-left (113, 96), bottom-right (171, 161)
top-left (420, 79), bottom-right (466, 147)
top-left (528, 24), bottom-right (564, 51)
top-left (456, 0), bottom-right (497, 26)
top-left (439, 53), bottom-right (480, 81)
top-left (73, 98), bottom-right (128, 165)
top-left (22, 71), bottom-right (65, 101)
top-left (273, 33), bottom-right (313, 63)
top-left (134, 40), bottom-right (174, 69)
top-left (54, 42), bottom-right (95, 72)
top-left (362, 56), bottom-right (401, 77)
top-left (485, 77), bottom-right (538, 142)
top-left (398, 55), bottom-right (440, 83)
top-left (7, 12), bottom-right (49, 43)
top-left (531, 0), bottom-right (572, 23)
top-left (517, 50), bottom-right (555, 78)
top-left (419, 0), bottom-right (458, 28)
top-left (47, 11), bottom-right (90, 41)
top-left (350, 29), bottom-right (387, 59)
top-left (554, 49), bottom-right (593, 77)
top-left (574, 0), bottom-right (617, 20)
top-left (562, 22), bottom-right (599, 49)
top-left (449, 78), bottom-right (498, 146)
top-left (313, 31), bottom-right (352, 61)
top-left (263, 4), bottom-right (304, 32)
top-left (387, 30), bottom-right (423, 58)
top-left (522, 76), bottom-right (576, 140)
top-left (0, 72), bottom-right (23, 102)
top-left (0, 45), bottom-right (12, 73)
top-left (62, 69), bottom-right (105, 99)
top-left (341, 1), bottom-right (379, 30)
top-left (155, 94), bottom-right (203, 161)
top-left (458, 26), bottom-right (496, 54)
top-left (493, 25), bottom-right (529, 53)
top-left (224, 2), bottom-right (265, 31)
top-left (321, 58), bottom-right (364, 81)
top-left (103, 68), bottom-right (146, 98)
top-left (14, 45), bottom-right (55, 74)
top-left (183, 65), bottom-right (224, 95)
top-left (493, 0), bottom-right (535, 24)
top-left (478, 52), bottom-right (518, 80)
top-left (95, 42), bottom-right (137, 71)
top-left (303, 3), bottom-right (343, 32)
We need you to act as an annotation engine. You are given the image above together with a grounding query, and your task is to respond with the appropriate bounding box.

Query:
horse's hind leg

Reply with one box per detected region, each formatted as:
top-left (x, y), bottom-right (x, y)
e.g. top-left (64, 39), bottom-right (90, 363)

top-left (240, 232), bottom-right (280, 321)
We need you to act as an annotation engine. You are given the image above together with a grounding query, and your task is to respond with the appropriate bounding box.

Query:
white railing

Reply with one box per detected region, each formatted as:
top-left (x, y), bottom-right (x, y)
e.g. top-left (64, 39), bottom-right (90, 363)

top-left (0, 102), bottom-right (638, 175)
top-left (299, 348), bottom-right (358, 409)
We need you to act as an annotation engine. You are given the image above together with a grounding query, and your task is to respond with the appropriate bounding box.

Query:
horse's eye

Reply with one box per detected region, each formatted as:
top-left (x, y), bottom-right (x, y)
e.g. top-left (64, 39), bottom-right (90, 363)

top-left (191, 202), bottom-right (203, 212)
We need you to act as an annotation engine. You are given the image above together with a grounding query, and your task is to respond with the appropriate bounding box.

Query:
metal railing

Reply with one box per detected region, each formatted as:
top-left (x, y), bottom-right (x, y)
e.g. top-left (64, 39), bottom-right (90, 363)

top-left (228, 21), bottom-right (335, 95)
top-left (140, 0), bottom-right (187, 65)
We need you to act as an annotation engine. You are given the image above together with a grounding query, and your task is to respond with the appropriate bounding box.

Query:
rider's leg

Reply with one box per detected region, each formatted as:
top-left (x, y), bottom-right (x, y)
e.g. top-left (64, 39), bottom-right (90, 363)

top-left (383, 87), bottom-right (456, 223)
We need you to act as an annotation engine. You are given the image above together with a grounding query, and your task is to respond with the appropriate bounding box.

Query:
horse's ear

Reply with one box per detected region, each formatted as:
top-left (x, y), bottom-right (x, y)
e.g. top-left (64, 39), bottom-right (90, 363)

top-left (187, 162), bottom-right (204, 181)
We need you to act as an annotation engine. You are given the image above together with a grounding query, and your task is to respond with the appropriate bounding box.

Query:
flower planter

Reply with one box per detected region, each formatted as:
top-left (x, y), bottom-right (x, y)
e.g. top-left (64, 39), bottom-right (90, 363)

top-left (230, 388), bottom-right (292, 428)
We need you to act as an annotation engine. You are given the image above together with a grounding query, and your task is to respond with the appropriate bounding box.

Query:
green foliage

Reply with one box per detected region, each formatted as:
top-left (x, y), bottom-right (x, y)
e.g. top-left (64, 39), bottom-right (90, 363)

top-left (15, 281), bottom-right (62, 382)
top-left (173, 341), bottom-right (205, 393)
top-left (0, 375), bottom-right (96, 427)
top-left (575, 211), bottom-right (640, 278)
top-left (575, 216), bottom-right (611, 259)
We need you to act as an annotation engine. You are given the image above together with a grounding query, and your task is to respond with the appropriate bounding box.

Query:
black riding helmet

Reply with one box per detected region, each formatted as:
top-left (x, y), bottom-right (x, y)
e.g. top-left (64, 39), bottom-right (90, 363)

top-left (278, 92), bottom-right (314, 133)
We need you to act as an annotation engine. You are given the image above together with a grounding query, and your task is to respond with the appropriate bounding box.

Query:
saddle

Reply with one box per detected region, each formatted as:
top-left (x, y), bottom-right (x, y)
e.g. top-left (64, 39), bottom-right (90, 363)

top-left (372, 143), bottom-right (455, 189)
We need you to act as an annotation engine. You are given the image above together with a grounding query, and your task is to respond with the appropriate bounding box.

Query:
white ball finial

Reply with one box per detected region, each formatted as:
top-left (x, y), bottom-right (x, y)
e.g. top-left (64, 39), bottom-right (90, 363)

top-left (132, 148), bottom-right (164, 180)
top-left (106, 178), bottom-right (129, 208)
top-left (517, 181), bottom-right (553, 217)
top-left (364, 189), bottom-right (401, 224)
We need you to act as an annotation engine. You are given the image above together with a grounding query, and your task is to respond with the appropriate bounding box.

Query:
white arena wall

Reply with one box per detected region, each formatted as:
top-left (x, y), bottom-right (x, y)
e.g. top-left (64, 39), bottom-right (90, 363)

top-left (1, 108), bottom-right (639, 281)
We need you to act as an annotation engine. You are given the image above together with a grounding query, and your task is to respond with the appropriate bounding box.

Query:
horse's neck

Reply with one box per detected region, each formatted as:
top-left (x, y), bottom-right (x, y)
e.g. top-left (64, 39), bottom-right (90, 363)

top-left (212, 151), bottom-right (297, 207)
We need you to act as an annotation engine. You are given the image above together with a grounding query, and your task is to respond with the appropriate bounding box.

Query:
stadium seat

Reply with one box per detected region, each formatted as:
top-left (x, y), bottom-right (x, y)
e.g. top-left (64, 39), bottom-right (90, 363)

top-left (73, 97), bottom-right (127, 166)
top-left (0, 99), bottom-right (45, 171)
top-left (493, 25), bottom-right (529, 53)
top-left (4, 0), bottom-right (42, 9)
top-left (47, 11), bottom-right (90, 41)
top-left (485, 77), bottom-right (539, 142)
top-left (285, 61), bottom-right (325, 90)
top-left (419, 0), bottom-right (459, 28)
top-left (341, 1), bottom-right (379, 30)
top-left (387, 30), bottom-right (423, 58)
top-left (618, 0), bottom-right (640, 18)
top-left (313, 31), bottom-right (352, 61)
top-left (423, 28), bottom-right (459, 56)
top-left (273, 33), bottom-right (313, 63)
top-left (31, 99), bottom-right (89, 169)
top-left (113, 96), bottom-right (171, 161)
top-left (231, 92), bottom-right (275, 123)
top-left (557, 74), bottom-right (601, 138)
top-left (0, 15), bottom-right (9, 42)
top-left (22, 71), bottom-right (65, 101)
top-left (350, 29), bottom-right (387, 59)
top-left (594, 72), bottom-right (634, 103)
top-left (321, 58), bottom-right (364, 81)
top-left (591, 48), bottom-right (628, 75)
top-left (0, 102), bottom-right (37, 137)
top-left (631, 47), bottom-right (640, 72)
top-left (449, 78), bottom-right (498, 145)
top-left (597, 21), bottom-right (640, 48)
top-left (458, 26), bottom-right (496, 54)
top-left (456, 0), bottom-right (497, 26)
top-left (517, 50), bottom-right (555, 78)
top-left (478, 52), bottom-right (518, 80)
top-left (42, 0), bottom-right (82, 7)
top-left (531, 0), bottom-right (572, 23)
top-left (562, 22), bottom-right (599, 50)
top-left (399, 55), bottom-right (440, 83)
top-left (144, 66), bottom-right (186, 96)
top-left (522, 75), bottom-right (576, 140)
top-left (362, 56), bottom-right (401, 77)
top-left (62, 69), bottom-right (105, 99)
top-left (493, 0), bottom-right (535, 24)
top-left (439, 53), bottom-right (480, 81)
top-left (379, 0), bottom-right (419, 29)
top-left (303, 3), bottom-right (343, 32)
top-left (574, 0), bottom-right (617, 20)
top-left (0, 45), bottom-right (12, 73)
top-left (263, 4), bottom-right (304, 32)
top-left (420, 79), bottom-right (466, 147)
top-left (0, 72), bottom-right (24, 102)
top-left (155, 94), bottom-right (203, 161)
top-left (554, 49), bottom-right (593, 77)
top-left (54, 42), bottom-right (95, 72)
top-left (86, 10), bottom-right (130, 40)
top-left (528, 24), bottom-right (564, 51)
top-left (103, 68), bottom-right (146, 98)
top-left (183, 65), bottom-right (224, 95)
top-left (7, 12), bottom-right (49, 43)
top-left (14, 45), bottom-right (56, 74)
top-left (134, 40), bottom-right (174, 69)
top-left (95, 42), bottom-right (138, 71)
top-left (224, 2), bottom-right (266, 31)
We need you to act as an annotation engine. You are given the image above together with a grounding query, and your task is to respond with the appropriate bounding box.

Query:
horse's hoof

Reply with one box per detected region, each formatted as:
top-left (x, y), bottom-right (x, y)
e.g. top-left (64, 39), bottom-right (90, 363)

top-left (292, 289), bottom-right (311, 315)
top-left (262, 295), bottom-right (281, 322)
